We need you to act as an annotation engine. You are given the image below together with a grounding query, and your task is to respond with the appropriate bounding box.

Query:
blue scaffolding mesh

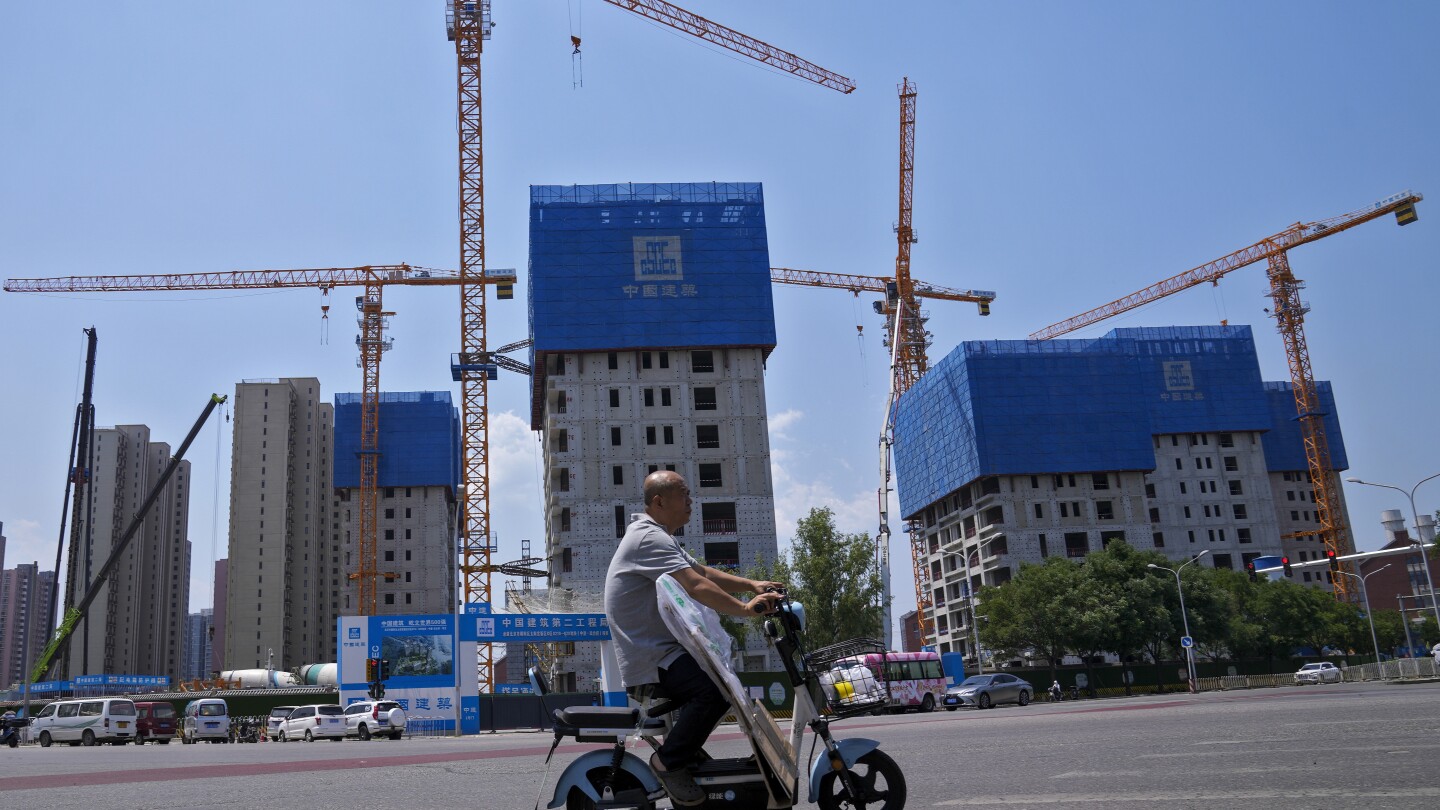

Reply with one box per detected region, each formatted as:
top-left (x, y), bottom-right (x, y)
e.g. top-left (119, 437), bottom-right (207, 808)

top-left (527, 182), bottom-right (775, 354)
top-left (1260, 381), bottom-right (1348, 472)
top-left (333, 392), bottom-right (461, 491)
top-left (893, 325), bottom-right (1335, 518)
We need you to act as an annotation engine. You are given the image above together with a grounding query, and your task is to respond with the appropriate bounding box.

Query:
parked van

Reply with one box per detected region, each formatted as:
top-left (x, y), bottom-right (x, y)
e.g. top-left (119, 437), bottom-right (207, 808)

top-left (180, 698), bottom-right (230, 744)
top-left (133, 701), bottom-right (177, 744)
top-left (31, 697), bottom-right (138, 747)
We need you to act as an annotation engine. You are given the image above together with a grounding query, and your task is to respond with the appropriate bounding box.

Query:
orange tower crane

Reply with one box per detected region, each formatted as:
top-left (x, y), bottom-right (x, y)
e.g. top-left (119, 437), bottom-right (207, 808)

top-left (1029, 191), bottom-right (1422, 600)
top-left (772, 80), bottom-right (997, 648)
top-left (2, 265), bottom-right (523, 616)
top-left (446, 0), bottom-right (851, 690)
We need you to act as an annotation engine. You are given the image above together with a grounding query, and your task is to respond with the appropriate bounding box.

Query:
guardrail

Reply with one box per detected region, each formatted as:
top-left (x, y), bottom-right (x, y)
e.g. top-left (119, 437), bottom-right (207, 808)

top-left (404, 715), bottom-right (452, 738)
top-left (1343, 658), bottom-right (1438, 682)
top-left (1196, 658), bottom-right (1439, 692)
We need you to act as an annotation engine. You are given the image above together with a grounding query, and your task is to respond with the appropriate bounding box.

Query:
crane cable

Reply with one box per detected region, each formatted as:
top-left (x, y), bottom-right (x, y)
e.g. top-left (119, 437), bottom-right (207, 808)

top-left (568, 0), bottom-right (584, 88)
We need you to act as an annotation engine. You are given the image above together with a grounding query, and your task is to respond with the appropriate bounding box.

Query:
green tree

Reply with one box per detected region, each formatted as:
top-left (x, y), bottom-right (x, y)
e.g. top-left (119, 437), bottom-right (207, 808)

top-left (1370, 608), bottom-right (1409, 656)
top-left (1086, 541), bottom-right (1175, 694)
top-left (1251, 581), bottom-right (1321, 672)
top-left (978, 557), bottom-right (1087, 682)
top-left (746, 507), bottom-right (885, 650)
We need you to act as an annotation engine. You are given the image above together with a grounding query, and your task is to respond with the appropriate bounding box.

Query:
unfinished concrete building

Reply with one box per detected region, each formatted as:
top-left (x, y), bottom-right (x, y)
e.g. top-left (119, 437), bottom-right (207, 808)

top-left (332, 391), bottom-right (460, 616)
top-left (527, 182), bottom-right (780, 691)
top-left (893, 326), bottom-right (1351, 667)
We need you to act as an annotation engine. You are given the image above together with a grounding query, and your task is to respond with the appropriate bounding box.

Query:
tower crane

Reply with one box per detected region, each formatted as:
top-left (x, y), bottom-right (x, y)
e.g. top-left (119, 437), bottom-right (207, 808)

top-left (1029, 191), bottom-right (1422, 600)
top-left (445, 0), bottom-right (851, 690)
top-left (772, 80), bottom-right (998, 649)
top-left (2, 264), bottom-right (524, 616)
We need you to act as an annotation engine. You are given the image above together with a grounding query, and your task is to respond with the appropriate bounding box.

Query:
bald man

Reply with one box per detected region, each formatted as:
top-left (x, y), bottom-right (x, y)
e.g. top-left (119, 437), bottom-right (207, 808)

top-left (604, 470), bottom-right (784, 806)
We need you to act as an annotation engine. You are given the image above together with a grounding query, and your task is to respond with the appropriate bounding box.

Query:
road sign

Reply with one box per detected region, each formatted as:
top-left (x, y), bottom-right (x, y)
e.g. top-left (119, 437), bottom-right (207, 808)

top-left (1180, 636), bottom-right (1194, 649)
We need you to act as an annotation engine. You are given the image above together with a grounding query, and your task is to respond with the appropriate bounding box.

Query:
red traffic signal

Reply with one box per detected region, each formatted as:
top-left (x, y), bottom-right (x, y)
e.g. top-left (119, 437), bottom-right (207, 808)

top-left (1246, 561), bottom-right (1258, 582)
top-left (365, 657), bottom-right (378, 682)
top-left (1326, 549), bottom-right (1339, 571)
top-left (1281, 556), bottom-right (1293, 576)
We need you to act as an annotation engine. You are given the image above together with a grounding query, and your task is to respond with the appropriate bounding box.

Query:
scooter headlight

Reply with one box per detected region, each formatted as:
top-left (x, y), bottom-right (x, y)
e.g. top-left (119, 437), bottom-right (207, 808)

top-left (783, 602), bottom-right (806, 632)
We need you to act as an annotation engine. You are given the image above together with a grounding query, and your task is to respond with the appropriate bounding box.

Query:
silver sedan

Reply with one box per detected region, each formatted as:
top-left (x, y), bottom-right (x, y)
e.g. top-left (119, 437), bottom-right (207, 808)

top-left (942, 673), bottom-right (1034, 710)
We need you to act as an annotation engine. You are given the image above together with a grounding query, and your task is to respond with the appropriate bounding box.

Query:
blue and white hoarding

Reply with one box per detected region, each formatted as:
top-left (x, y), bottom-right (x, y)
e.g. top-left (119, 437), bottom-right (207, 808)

top-left (337, 614), bottom-right (479, 735)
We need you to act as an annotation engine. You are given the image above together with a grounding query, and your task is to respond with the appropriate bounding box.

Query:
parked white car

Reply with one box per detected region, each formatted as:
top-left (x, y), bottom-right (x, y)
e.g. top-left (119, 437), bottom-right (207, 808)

top-left (1294, 662), bottom-right (1342, 684)
top-left (277, 705), bottom-right (346, 742)
top-left (343, 700), bottom-right (407, 740)
top-left (265, 706), bottom-right (298, 742)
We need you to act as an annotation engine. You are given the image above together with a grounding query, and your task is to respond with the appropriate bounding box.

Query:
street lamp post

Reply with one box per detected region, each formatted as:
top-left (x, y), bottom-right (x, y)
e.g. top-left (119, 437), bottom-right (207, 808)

top-left (1398, 594), bottom-right (1417, 658)
top-left (1334, 564), bottom-right (1391, 665)
top-left (1148, 550), bottom-right (1209, 694)
top-left (1345, 474), bottom-right (1440, 630)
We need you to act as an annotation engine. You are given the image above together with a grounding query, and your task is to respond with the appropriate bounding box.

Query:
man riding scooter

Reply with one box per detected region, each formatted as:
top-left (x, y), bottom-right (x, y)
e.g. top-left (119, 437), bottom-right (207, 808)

top-left (604, 470), bottom-right (784, 806)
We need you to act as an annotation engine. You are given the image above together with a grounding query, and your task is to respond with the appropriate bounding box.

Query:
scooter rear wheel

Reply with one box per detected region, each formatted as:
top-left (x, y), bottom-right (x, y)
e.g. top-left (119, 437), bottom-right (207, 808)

top-left (565, 767), bottom-right (656, 810)
top-left (816, 749), bottom-right (907, 810)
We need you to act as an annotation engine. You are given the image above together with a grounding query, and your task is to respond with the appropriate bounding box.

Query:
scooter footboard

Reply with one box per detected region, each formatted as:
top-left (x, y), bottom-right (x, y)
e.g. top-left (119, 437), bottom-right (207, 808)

top-left (548, 749), bottom-right (663, 809)
top-left (807, 737), bottom-right (880, 804)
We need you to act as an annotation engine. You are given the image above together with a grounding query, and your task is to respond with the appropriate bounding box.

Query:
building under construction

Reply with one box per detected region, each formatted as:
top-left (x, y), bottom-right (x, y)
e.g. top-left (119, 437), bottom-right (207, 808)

top-left (333, 391), bottom-right (460, 616)
top-left (527, 182), bottom-right (781, 691)
top-left (893, 325), bottom-right (1352, 664)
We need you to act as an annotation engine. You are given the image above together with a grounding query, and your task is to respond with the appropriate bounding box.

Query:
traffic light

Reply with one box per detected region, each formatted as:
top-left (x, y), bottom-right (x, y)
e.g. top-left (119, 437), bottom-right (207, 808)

top-left (1282, 556), bottom-right (1293, 576)
top-left (365, 657), bottom-right (378, 682)
top-left (1246, 561), bottom-right (1258, 582)
top-left (1326, 549), bottom-right (1339, 572)
top-left (378, 658), bottom-right (391, 682)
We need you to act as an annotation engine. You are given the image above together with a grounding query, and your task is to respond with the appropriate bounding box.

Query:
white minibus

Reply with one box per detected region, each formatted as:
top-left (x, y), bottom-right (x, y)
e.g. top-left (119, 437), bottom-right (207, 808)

top-left (31, 697), bottom-right (138, 746)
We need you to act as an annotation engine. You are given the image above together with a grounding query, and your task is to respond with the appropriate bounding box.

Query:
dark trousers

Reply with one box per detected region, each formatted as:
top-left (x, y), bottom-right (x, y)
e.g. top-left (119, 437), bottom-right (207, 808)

top-left (656, 652), bottom-right (729, 770)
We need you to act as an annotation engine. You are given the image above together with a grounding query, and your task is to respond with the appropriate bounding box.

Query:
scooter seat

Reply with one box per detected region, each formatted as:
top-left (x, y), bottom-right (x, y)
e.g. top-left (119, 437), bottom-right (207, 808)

top-left (551, 706), bottom-right (668, 738)
top-left (555, 706), bottom-right (638, 729)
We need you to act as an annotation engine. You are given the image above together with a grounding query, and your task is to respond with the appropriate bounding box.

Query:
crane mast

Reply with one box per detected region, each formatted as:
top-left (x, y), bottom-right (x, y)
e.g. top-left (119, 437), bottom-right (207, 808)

top-left (1029, 191), bottom-right (1422, 600)
top-left (447, 0), bottom-right (497, 692)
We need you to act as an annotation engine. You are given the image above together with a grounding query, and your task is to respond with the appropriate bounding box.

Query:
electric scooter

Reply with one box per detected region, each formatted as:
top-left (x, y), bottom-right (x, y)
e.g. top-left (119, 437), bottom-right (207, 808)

top-left (0, 714), bottom-right (29, 748)
top-left (534, 587), bottom-right (906, 809)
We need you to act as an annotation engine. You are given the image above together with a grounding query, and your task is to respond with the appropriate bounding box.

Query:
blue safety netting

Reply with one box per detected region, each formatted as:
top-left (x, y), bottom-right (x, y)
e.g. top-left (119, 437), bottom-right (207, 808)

top-left (892, 325), bottom-right (1334, 518)
top-left (333, 391), bottom-right (461, 491)
top-left (527, 182), bottom-right (775, 355)
top-left (1260, 381), bottom-right (1348, 472)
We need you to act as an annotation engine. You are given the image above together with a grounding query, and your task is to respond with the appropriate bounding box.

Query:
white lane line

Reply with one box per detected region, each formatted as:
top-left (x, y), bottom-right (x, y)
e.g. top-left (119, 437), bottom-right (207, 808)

top-left (934, 787), bottom-right (1440, 805)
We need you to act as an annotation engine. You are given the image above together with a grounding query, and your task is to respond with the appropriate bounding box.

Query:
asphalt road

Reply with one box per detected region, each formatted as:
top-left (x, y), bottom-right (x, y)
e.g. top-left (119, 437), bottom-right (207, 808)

top-left (4, 681), bottom-right (1437, 809)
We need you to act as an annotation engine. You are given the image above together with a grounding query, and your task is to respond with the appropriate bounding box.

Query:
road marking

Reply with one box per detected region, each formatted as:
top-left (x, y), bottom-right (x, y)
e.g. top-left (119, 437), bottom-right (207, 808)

top-left (1140, 742), bottom-right (1440, 759)
top-left (935, 787), bottom-right (1440, 805)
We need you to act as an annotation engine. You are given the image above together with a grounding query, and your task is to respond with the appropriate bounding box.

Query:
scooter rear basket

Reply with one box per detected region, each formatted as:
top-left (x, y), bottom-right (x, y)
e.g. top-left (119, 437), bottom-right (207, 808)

top-left (806, 638), bottom-right (890, 718)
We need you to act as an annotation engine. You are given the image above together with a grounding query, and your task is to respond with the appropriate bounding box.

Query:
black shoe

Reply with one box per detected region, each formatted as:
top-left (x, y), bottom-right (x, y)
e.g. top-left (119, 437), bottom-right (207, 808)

top-left (651, 752), bottom-right (705, 806)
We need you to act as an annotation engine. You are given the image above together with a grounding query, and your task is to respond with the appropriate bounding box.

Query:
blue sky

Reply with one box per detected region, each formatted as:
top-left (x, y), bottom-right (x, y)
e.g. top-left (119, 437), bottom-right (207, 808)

top-left (3, 1), bottom-right (1438, 638)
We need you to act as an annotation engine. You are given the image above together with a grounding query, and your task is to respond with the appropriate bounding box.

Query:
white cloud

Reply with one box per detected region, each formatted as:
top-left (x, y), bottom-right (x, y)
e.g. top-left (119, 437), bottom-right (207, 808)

top-left (768, 408), bottom-right (804, 440)
top-left (484, 409), bottom-right (546, 562)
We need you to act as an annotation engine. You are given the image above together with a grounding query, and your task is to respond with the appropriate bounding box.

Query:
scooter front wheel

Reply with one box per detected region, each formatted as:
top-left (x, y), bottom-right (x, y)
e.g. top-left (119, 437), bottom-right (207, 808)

top-left (816, 749), bottom-right (907, 810)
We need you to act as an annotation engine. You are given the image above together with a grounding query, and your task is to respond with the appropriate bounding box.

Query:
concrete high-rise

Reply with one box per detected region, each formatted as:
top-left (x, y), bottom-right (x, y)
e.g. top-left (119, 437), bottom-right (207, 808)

top-left (332, 391), bottom-right (460, 615)
top-left (211, 559), bottom-right (227, 674)
top-left (224, 378), bottom-right (337, 671)
top-left (0, 557), bottom-right (58, 689)
top-left (893, 326), bottom-right (1353, 665)
top-left (183, 608), bottom-right (213, 680)
top-left (61, 426), bottom-right (192, 680)
top-left (528, 182), bottom-right (781, 690)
